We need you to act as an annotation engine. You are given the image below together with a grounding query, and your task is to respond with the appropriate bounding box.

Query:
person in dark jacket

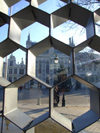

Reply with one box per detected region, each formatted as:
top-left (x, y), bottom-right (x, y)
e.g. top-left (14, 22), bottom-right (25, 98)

top-left (54, 85), bottom-right (60, 107)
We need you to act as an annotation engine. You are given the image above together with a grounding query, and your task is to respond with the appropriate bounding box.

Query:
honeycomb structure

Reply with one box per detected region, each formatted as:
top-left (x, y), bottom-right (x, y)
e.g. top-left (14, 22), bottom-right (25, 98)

top-left (0, 0), bottom-right (100, 133)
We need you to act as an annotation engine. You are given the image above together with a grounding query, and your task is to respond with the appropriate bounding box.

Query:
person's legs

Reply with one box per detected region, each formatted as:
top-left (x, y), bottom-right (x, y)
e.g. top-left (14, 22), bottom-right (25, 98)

top-left (56, 96), bottom-right (59, 106)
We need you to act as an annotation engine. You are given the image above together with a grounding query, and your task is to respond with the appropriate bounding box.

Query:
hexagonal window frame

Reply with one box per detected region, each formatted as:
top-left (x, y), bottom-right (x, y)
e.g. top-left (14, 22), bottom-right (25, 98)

top-left (3, 74), bottom-right (51, 133)
top-left (9, 5), bottom-right (50, 45)
top-left (27, 36), bottom-right (73, 86)
top-left (50, 74), bottom-right (100, 132)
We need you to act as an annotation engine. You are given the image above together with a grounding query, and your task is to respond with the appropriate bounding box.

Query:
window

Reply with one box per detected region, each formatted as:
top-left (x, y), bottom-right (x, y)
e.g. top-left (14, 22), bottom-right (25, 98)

top-left (9, 77), bottom-right (12, 82)
top-left (9, 69), bottom-right (12, 74)
top-left (38, 61), bottom-right (41, 74)
top-left (10, 61), bottom-right (13, 66)
top-left (14, 68), bottom-right (17, 74)
top-left (82, 65), bottom-right (85, 71)
top-left (14, 77), bottom-right (17, 81)
top-left (30, 79), bottom-right (34, 85)
top-left (46, 61), bottom-right (49, 74)
top-left (19, 69), bottom-right (24, 75)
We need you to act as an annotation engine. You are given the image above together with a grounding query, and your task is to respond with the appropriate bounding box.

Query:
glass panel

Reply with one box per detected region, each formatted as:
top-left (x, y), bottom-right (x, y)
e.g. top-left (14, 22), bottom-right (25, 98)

top-left (0, 24), bottom-right (8, 42)
top-left (3, 49), bottom-right (26, 83)
top-left (51, 20), bottom-right (86, 46)
top-left (53, 78), bottom-right (90, 120)
top-left (75, 46), bottom-right (100, 88)
top-left (9, 0), bottom-right (30, 16)
top-left (38, 0), bottom-right (66, 14)
top-left (21, 22), bottom-right (49, 48)
top-left (73, 0), bottom-right (100, 12)
top-left (18, 79), bottom-right (49, 119)
top-left (36, 48), bottom-right (71, 86)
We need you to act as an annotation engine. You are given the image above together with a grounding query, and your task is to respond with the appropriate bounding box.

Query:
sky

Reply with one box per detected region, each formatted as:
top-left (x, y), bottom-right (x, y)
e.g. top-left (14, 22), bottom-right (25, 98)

top-left (0, 0), bottom-right (100, 63)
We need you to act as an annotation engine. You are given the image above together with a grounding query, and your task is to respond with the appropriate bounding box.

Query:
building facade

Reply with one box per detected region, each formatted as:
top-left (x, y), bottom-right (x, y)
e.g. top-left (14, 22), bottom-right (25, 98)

top-left (4, 35), bottom-right (100, 88)
top-left (26, 34), bottom-right (70, 86)
top-left (3, 54), bottom-right (26, 82)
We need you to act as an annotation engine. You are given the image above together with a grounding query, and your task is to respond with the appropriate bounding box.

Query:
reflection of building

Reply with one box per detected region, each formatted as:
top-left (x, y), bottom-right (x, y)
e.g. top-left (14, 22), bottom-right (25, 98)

top-left (26, 34), bottom-right (70, 85)
top-left (26, 34), bottom-right (100, 86)
top-left (26, 34), bottom-right (36, 48)
top-left (75, 52), bottom-right (100, 84)
top-left (3, 54), bottom-right (26, 82)
top-left (4, 34), bottom-right (100, 86)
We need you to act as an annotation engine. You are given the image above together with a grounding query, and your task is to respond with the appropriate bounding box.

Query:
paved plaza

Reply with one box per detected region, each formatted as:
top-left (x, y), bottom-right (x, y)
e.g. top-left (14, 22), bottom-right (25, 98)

top-left (0, 88), bottom-right (100, 133)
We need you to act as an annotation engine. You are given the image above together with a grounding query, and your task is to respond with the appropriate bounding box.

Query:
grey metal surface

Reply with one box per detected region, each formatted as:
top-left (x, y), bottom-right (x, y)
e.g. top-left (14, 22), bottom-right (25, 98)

top-left (0, 0), bottom-right (9, 15)
top-left (29, 75), bottom-right (52, 88)
top-left (0, 77), bottom-right (10, 87)
top-left (52, 5), bottom-right (69, 24)
top-left (0, 57), bottom-right (3, 77)
top-left (90, 89), bottom-right (100, 116)
top-left (0, 39), bottom-right (20, 57)
top-left (29, 37), bottom-right (51, 56)
top-left (51, 37), bottom-right (72, 56)
top-left (29, 36), bottom-right (73, 57)
top-left (51, 14), bottom-right (67, 28)
top-left (31, 0), bottom-right (46, 7)
top-left (9, 18), bottom-right (21, 44)
top-left (69, 3), bottom-right (92, 27)
top-left (52, 3), bottom-right (92, 27)
top-left (61, 0), bottom-right (71, 3)
top-left (95, 8), bottom-right (100, 17)
top-left (51, 109), bottom-right (72, 131)
top-left (11, 6), bottom-right (36, 30)
top-left (74, 39), bottom-right (91, 53)
top-left (11, 6), bottom-right (50, 30)
top-left (88, 35), bottom-right (100, 53)
top-left (24, 112), bottom-right (49, 131)
top-left (4, 0), bottom-right (20, 7)
top-left (4, 85), bottom-right (18, 115)
top-left (27, 51), bottom-right (36, 77)
top-left (3, 73), bottom-right (51, 131)
top-left (86, 13), bottom-right (95, 39)
top-left (94, 12), bottom-right (100, 23)
top-left (0, 0), bottom-right (100, 133)
top-left (13, 75), bottom-right (32, 87)
top-left (32, 7), bottom-right (50, 27)
top-left (0, 12), bottom-right (10, 26)
top-left (72, 110), bottom-right (99, 133)
top-left (5, 109), bottom-right (33, 129)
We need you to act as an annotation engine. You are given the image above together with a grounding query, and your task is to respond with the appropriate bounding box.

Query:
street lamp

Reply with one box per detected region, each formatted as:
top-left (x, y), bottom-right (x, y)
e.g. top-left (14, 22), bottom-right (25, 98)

top-left (54, 54), bottom-right (66, 107)
top-left (86, 72), bottom-right (92, 77)
top-left (54, 54), bottom-right (59, 64)
top-left (53, 54), bottom-right (59, 84)
top-left (86, 72), bottom-right (92, 83)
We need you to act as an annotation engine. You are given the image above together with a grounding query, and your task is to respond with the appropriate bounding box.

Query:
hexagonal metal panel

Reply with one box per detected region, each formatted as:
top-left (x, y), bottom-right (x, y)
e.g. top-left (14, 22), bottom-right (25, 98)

top-left (0, 0), bottom-right (100, 132)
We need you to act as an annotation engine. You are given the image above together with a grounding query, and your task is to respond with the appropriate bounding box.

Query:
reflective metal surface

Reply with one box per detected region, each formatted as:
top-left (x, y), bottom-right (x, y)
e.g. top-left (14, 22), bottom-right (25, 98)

top-left (0, 0), bottom-right (100, 133)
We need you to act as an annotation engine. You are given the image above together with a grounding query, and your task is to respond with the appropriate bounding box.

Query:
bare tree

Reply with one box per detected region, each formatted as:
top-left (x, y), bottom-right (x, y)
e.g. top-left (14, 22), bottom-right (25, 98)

top-left (54, 0), bottom-right (100, 44)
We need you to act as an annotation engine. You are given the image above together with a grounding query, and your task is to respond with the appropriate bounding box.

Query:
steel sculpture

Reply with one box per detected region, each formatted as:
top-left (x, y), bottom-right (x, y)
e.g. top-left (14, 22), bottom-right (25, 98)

top-left (0, 0), bottom-right (100, 133)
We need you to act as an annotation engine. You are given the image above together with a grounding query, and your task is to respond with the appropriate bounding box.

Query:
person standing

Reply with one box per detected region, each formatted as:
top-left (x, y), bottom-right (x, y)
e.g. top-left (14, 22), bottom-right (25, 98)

top-left (54, 85), bottom-right (60, 107)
